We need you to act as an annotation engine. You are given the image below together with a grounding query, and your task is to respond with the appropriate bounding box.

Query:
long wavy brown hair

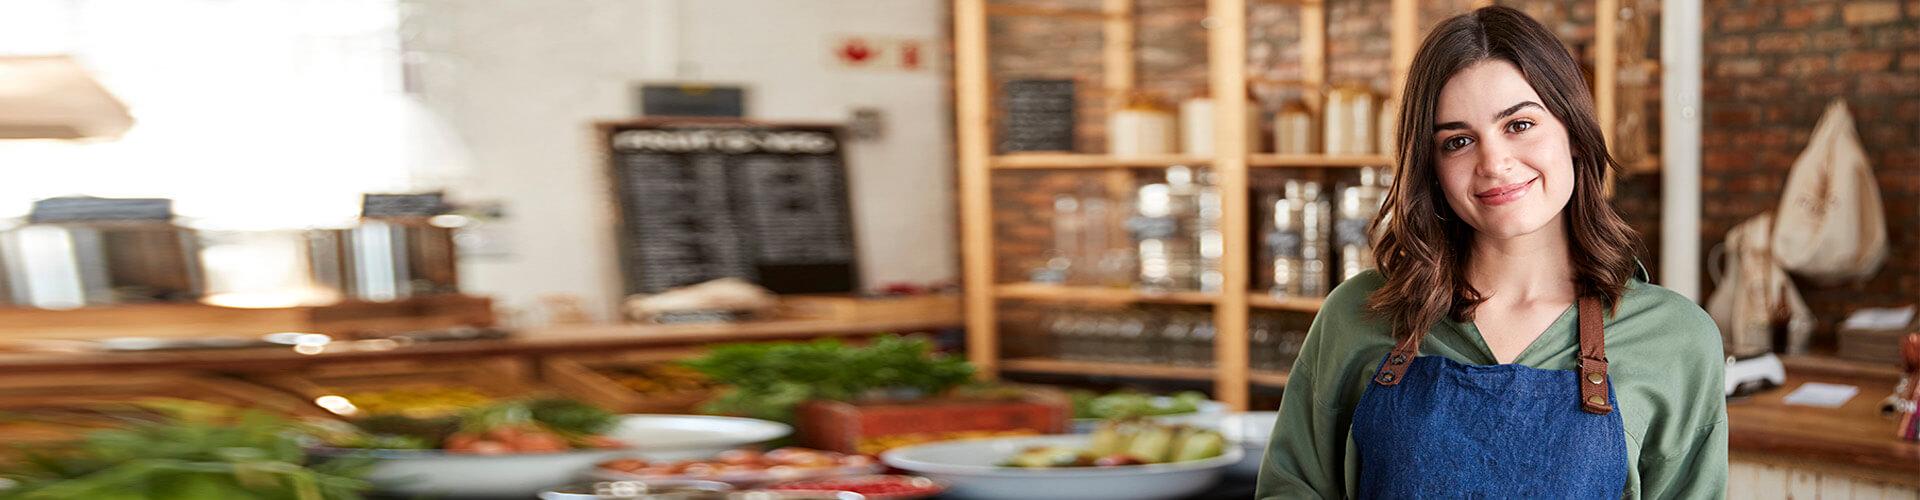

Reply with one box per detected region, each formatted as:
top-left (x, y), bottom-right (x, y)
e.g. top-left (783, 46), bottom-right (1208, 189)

top-left (1367, 6), bottom-right (1642, 339)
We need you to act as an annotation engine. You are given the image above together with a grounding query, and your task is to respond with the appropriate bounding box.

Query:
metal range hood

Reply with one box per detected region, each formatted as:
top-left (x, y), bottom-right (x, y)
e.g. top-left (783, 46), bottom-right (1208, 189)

top-left (0, 55), bottom-right (133, 140)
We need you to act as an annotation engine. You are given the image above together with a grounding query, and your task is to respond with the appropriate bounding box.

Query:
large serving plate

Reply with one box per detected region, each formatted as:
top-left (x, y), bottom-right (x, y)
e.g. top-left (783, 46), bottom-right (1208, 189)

top-left (319, 414), bottom-right (790, 497)
top-left (880, 434), bottom-right (1242, 500)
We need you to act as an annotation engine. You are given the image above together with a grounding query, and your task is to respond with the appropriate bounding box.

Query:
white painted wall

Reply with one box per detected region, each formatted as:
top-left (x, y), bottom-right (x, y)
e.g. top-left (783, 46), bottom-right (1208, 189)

top-left (403, 0), bottom-right (955, 322)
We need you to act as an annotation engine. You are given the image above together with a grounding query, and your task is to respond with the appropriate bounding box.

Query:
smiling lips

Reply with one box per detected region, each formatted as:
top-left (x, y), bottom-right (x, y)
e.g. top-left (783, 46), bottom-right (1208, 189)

top-left (1474, 178), bottom-right (1536, 206)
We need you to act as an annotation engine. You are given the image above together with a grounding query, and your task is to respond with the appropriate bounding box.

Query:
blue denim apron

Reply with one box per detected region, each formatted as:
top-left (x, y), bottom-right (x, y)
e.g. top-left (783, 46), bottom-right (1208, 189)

top-left (1350, 297), bottom-right (1628, 499)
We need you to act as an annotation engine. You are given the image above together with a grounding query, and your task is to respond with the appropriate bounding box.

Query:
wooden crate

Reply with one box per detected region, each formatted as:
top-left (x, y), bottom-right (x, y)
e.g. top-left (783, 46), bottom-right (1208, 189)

top-left (540, 349), bottom-right (715, 414)
top-left (0, 372), bottom-right (333, 448)
top-left (253, 357), bottom-right (545, 418)
top-left (795, 386), bottom-right (1071, 454)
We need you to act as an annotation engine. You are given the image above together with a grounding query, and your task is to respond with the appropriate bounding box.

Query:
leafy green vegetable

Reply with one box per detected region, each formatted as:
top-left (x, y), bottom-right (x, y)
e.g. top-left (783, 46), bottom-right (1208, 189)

top-left (327, 397), bottom-right (617, 450)
top-left (0, 399), bottom-right (372, 500)
top-left (681, 335), bottom-right (976, 422)
top-left (1071, 390), bottom-right (1210, 419)
top-left (523, 398), bottom-right (618, 437)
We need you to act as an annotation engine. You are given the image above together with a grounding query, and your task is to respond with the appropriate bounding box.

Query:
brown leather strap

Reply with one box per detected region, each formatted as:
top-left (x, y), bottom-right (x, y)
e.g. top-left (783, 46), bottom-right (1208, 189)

top-left (1376, 296), bottom-right (1614, 415)
top-left (1577, 296), bottom-right (1613, 415)
top-left (1374, 326), bottom-right (1424, 386)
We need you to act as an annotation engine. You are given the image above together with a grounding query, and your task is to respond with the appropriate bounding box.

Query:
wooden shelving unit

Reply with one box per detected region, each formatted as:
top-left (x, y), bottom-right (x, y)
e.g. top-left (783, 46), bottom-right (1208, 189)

top-left (1246, 294), bottom-right (1325, 313)
top-left (1249, 370), bottom-right (1292, 388)
top-left (996, 283), bottom-right (1219, 305)
top-left (993, 153), bottom-right (1212, 169)
top-left (1247, 154), bottom-right (1391, 168)
top-left (1000, 358), bottom-right (1218, 382)
top-left (956, 0), bottom-right (1649, 410)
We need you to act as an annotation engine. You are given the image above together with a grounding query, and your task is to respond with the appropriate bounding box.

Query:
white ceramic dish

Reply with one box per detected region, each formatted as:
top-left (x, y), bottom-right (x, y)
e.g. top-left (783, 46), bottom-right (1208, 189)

top-left (880, 434), bottom-right (1242, 500)
top-left (1069, 398), bottom-right (1230, 434)
top-left (1221, 411), bottom-right (1278, 478)
top-left (324, 414), bottom-right (790, 497)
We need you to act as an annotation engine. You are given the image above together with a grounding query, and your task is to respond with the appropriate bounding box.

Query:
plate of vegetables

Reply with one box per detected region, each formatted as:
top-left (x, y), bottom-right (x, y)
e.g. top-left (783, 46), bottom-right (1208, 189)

top-left (1068, 390), bottom-right (1227, 433)
top-left (766, 475), bottom-right (948, 499)
top-left (312, 398), bottom-right (790, 497)
top-left (593, 447), bottom-right (882, 486)
top-left (880, 422), bottom-right (1240, 500)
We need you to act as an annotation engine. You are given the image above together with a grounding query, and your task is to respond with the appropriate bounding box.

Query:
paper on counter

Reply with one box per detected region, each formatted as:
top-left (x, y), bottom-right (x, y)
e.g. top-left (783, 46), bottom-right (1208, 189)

top-left (1782, 382), bottom-right (1860, 408)
top-left (1841, 306), bottom-right (1916, 330)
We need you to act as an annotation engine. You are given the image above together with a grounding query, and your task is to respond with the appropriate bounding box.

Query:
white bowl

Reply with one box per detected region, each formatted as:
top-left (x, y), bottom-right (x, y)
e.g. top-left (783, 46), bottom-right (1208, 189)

top-left (331, 414), bottom-right (790, 497)
top-left (1070, 399), bottom-right (1230, 434)
top-left (880, 434), bottom-right (1242, 500)
top-left (1218, 411), bottom-right (1278, 478)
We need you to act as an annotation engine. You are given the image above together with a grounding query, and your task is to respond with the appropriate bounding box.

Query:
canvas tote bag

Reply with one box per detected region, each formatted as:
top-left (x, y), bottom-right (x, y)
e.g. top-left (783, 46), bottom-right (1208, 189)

top-left (1771, 99), bottom-right (1888, 285)
top-left (1709, 212), bottom-right (1815, 356)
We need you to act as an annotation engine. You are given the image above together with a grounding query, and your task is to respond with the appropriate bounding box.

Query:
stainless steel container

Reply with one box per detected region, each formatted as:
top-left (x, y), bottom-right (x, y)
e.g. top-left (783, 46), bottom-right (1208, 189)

top-left (306, 218), bottom-right (459, 301)
top-left (0, 221), bottom-right (205, 308)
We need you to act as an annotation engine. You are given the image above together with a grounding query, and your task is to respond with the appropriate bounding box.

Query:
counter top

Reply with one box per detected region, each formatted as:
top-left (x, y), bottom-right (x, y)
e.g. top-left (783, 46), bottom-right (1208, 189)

top-left (1728, 355), bottom-right (1920, 486)
top-left (0, 295), bottom-right (961, 374)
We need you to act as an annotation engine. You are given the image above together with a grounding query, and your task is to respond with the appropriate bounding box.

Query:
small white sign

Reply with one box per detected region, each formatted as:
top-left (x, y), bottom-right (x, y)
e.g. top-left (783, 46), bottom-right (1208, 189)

top-left (1782, 382), bottom-right (1860, 408)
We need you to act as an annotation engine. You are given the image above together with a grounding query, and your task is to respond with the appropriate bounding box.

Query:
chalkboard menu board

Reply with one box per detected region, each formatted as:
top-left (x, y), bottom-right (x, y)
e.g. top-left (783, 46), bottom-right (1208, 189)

top-left (603, 120), bottom-right (859, 295)
top-left (30, 196), bottom-right (173, 223)
top-left (362, 192), bottom-right (449, 218)
top-left (998, 79), bottom-right (1076, 153)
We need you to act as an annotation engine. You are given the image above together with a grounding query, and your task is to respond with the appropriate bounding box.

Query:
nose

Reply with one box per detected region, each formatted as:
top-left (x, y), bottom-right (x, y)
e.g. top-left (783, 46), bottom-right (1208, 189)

top-left (1475, 134), bottom-right (1514, 177)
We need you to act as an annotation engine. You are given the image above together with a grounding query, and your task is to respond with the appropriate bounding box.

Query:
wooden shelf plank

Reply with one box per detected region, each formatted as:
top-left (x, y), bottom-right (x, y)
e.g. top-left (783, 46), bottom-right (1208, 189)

top-left (996, 283), bottom-right (1219, 305)
top-left (984, 4), bottom-right (1114, 20)
top-left (1249, 370), bottom-right (1291, 387)
top-left (992, 153), bottom-right (1211, 169)
top-left (1248, 154), bottom-right (1391, 168)
top-left (1247, 293), bottom-right (1325, 313)
top-left (1000, 358), bottom-right (1216, 381)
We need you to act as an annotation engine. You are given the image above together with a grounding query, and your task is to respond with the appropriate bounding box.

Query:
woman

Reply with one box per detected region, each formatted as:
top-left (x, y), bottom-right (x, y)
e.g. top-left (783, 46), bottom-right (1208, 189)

top-left (1256, 6), bottom-right (1726, 499)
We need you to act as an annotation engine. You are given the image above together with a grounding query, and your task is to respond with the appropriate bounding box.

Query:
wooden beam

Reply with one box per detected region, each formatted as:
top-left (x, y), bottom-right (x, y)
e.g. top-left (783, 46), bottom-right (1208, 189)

top-left (1103, 0), bottom-right (1136, 112)
top-left (954, 0), bottom-right (998, 380)
top-left (1597, 0), bottom-right (1619, 196)
top-left (1389, 0), bottom-right (1417, 102)
top-left (1300, 1), bottom-right (1326, 91)
top-left (1209, 0), bottom-right (1251, 412)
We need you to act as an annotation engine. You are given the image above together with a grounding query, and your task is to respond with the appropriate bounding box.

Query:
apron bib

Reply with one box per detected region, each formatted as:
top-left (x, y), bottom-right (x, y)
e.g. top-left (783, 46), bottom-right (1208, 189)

top-left (1350, 296), bottom-right (1629, 499)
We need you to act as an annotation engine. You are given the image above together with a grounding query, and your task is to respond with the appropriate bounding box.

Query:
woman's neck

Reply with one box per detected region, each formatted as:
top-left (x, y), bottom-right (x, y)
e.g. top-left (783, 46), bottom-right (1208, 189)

top-left (1466, 214), bottom-right (1576, 306)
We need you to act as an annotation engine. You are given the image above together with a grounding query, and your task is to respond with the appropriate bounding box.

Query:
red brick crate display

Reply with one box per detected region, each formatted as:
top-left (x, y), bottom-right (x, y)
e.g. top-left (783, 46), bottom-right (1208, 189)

top-left (795, 385), bottom-right (1071, 454)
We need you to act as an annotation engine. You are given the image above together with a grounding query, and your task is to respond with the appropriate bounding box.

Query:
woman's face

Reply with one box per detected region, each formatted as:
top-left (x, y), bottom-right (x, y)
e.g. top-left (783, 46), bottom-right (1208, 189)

top-left (1430, 59), bottom-right (1576, 241)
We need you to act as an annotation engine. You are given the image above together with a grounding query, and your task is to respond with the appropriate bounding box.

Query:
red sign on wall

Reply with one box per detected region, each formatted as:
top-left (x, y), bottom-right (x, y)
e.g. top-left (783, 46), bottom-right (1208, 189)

top-left (834, 36), bottom-right (931, 71)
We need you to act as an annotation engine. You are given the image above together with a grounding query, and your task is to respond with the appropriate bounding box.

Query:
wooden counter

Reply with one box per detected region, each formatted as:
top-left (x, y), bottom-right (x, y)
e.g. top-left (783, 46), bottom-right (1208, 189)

top-left (0, 295), bottom-right (961, 375)
top-left (1729, 355), bottom-right (1920, 490)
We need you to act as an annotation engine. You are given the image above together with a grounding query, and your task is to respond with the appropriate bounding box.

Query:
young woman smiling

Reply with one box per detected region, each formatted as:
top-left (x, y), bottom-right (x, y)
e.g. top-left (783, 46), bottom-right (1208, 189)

top-left (1256, 7), bottom-right (1726, 499)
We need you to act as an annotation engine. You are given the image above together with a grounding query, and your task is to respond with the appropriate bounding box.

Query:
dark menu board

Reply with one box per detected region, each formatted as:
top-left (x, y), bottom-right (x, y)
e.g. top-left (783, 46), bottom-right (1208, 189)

top-left (998, 79), bottom-right (1076, 153)
top-left (603, 121), bottom-right (859, 295)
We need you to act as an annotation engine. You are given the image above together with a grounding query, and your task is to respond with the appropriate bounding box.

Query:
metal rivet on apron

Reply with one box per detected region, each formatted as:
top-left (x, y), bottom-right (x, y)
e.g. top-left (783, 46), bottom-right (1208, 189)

top-left (1587, 372), bottom-right (1604, 384)
top-left (1379, 372), bottom-right (1395, 383)
top-left (1587, 395), bottom-right (1606, 407)
top-left (1390, 354), bottom-right (1407, 365)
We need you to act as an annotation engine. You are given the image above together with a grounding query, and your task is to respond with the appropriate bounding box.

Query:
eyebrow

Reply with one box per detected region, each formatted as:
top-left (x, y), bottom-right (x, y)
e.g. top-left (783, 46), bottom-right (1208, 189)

top-left (1433, 101), bottom-right (1543, 132)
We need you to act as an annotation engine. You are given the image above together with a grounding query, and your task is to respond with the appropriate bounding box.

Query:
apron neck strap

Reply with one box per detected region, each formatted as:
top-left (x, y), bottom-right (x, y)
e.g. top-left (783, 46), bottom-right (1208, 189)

top-left (1373, 295), bottom-right (1615, 415)
top-left (1373, 325), bottom-right (1425, 386)
top-left (1577, 296), bottom-right (1613, 415)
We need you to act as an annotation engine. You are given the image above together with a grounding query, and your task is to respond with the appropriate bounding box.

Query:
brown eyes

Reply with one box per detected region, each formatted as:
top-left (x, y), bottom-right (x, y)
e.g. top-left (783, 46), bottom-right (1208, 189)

top-left (1437, 120), bottom-right (1536, 153)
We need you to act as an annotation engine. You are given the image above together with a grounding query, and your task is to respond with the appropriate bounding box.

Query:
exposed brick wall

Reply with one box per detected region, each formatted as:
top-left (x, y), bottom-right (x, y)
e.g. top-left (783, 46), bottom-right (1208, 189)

top-left (1701, 0), bottom-right (1920, 334)
top-left (981, 0), bottom-right (1667, 291)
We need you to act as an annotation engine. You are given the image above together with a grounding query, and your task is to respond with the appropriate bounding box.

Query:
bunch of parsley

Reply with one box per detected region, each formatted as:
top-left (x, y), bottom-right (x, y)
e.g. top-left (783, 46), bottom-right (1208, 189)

top-left (681, 335), bottom-right (975, 422)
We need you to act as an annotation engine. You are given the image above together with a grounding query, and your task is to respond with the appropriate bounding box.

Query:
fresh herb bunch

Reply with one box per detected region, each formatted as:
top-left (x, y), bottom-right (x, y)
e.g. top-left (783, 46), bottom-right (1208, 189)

top-left (681, 335), bottom-right (975, 422)
top-left (326, 398), bottom-right (620, 453)
top-left (1070, 390), bottom-right (1210, 420)
top-left (0, 399), bottom-right (372, 500)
